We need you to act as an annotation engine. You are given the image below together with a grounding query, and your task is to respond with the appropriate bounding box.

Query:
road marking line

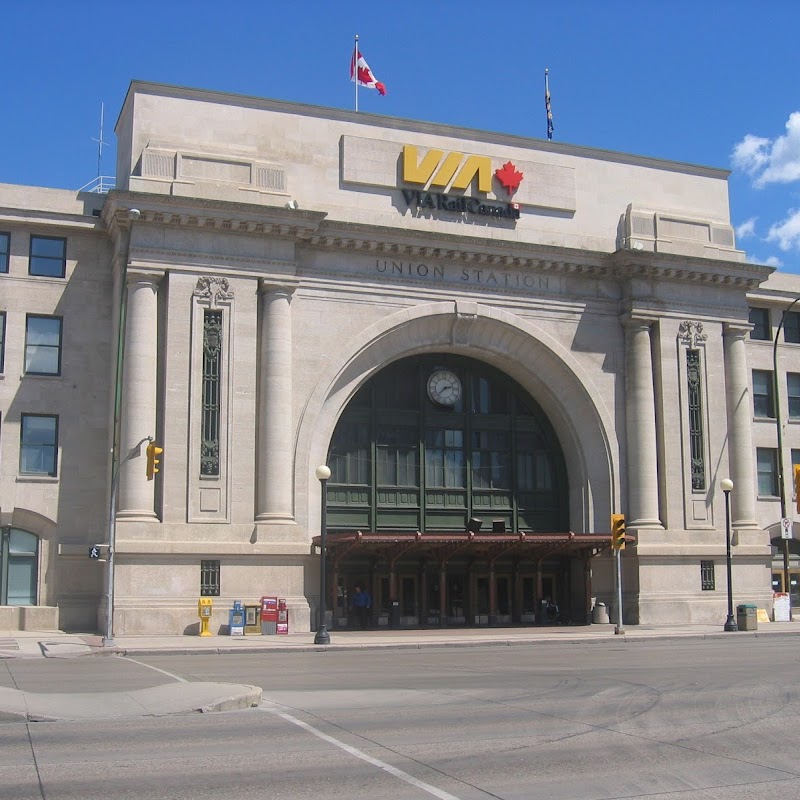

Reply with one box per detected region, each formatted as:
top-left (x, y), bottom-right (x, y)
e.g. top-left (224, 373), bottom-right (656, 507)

top-left (122, 656), bottom-right (189, 683)
top-left (260, 703), bottom-right (463, 800)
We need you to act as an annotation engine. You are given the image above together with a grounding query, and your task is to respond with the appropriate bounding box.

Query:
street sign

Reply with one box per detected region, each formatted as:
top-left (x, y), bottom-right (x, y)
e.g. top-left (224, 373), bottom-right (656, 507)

top-left (89, 546), bottom-right (101, 559)
top-left (780, 517), bottom-right (793, 540)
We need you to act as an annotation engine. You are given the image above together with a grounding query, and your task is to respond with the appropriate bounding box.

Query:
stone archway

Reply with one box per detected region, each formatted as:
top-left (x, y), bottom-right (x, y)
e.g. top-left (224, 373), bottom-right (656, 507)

top-left (296, 301), bottom-right (619, 540)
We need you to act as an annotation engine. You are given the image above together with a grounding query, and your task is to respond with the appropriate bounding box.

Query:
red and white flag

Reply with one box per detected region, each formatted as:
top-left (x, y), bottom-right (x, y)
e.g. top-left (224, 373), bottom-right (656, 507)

top-left (350, 49), bottom-right (386, 96)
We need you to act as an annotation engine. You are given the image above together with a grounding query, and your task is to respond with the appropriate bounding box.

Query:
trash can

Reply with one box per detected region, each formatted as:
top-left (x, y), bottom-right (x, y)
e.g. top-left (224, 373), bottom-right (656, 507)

top-left (736, 603), bottom-right (757, 631)
top-left (592, 602), bottom-right (610, 624)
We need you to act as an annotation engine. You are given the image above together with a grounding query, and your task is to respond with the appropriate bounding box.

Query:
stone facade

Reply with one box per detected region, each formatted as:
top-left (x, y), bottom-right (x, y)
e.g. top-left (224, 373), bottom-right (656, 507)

top-left (0, 80), bottom-right (796, 634)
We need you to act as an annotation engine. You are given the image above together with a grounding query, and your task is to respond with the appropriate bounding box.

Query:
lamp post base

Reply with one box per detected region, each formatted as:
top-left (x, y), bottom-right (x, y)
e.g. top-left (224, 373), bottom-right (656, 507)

top-left (314, 626), bottom-right (331, 645)
top-left (724, 615), bottom-right (738, 632)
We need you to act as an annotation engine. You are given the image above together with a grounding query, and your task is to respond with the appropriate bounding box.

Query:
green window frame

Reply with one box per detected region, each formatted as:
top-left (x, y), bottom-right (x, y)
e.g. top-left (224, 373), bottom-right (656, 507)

top-left (0, 527), bottom-right (39, 605)
top-left (327, 356), bottom-right (567, 533)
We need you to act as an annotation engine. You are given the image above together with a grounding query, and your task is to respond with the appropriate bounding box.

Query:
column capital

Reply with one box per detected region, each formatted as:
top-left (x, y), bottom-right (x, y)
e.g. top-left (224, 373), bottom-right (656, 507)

top-left (258, 278), bottom-right (299, 297)
top-left (620, 313), bottom-right (657, 330)
top-left (126, 268), bottom-right (165, 288)
top-left (723, 321), bottom-right (753, 340)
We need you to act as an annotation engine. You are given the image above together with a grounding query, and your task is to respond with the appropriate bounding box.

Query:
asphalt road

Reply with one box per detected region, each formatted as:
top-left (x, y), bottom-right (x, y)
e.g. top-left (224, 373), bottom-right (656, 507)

top-left (3, 637), bottom-right (800, 799)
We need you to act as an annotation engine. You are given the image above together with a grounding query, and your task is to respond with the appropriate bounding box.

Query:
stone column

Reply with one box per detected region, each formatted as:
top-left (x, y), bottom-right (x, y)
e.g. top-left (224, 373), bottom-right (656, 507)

top-left (723, 324), bottom-right (759, 529)
top-left (117, 271), bottom-right (162, 520)
top-left (623, 318), bottom-right (663, 528)
top-left (256, 282), bottom-right (296, 522)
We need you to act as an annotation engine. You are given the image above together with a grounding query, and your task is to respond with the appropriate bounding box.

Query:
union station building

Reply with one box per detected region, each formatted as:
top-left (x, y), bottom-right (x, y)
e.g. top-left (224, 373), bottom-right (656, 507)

top-left (0, 81), bottom-right (798, 634)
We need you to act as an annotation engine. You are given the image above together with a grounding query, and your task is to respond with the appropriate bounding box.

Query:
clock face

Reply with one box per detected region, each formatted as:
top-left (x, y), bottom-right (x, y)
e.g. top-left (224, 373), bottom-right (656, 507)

top-left (427, 369), bottom-right (462, 407)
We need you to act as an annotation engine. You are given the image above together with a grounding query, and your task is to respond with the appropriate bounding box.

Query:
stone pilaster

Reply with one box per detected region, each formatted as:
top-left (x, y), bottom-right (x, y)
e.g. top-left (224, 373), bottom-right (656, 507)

top-left (623, 317), bottom-right (663, 528)
top-left (256, 281), bottom-right (297, 522)
top-left (722, 323), bottom-right (759, 529)
top-left (117, 270), bottom-right (163, 520)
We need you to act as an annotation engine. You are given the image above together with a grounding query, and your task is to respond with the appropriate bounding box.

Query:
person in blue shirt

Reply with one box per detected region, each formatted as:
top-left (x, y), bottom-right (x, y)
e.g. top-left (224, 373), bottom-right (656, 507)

top-left (351, 584), bottom-right (372, 629)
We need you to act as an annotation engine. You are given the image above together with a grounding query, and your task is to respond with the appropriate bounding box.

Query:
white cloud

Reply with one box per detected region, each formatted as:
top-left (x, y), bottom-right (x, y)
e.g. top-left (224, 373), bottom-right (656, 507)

top-left (763, 255), bottom-right (783, 267)
top-left (735, 217), bottom-right (757, 238)
top-left (732, 112), bottom-right (800, 187)
top-left (767, 208), bottom-right (800, 251)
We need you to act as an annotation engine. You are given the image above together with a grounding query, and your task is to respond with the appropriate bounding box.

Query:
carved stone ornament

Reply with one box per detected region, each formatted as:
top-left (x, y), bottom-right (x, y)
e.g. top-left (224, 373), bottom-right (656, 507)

top-left (193, 276), bottom-right (234, 305)
top-left (452, 312), bottom-right (478, 346)
top-left (678, 320), bottom-right (707, 348)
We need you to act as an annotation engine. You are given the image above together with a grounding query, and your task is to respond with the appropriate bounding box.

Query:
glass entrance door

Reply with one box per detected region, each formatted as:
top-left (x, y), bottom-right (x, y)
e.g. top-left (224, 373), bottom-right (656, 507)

top-left (399, 576), bottom-right (418, 625)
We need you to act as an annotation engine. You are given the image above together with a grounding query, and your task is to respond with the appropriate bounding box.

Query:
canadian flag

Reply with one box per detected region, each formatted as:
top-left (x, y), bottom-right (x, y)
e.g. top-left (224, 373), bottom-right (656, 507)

top-left (350, 49), bottom-right (386, 96)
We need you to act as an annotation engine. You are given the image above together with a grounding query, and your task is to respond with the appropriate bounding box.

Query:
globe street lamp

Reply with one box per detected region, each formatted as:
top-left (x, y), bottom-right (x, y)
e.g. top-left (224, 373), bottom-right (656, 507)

top-left (721, 478), bottom-right (738, 632)
top-left (314, 465), bottom-right (332, 645)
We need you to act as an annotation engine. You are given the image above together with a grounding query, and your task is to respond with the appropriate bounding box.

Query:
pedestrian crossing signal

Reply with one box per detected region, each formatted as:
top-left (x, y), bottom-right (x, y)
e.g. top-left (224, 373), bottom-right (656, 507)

top-left (146, 442), bottom-right (163, 480)
top-left (89, 546), bottom-right (101, 559)
top-left (611, 513), bottom-right (626, 550)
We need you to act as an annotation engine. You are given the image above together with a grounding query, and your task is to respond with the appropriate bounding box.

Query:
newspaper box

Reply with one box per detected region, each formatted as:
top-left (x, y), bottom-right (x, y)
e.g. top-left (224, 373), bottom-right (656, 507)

top-left (244, 603), bottom-right (262, 635)
top-left (277, 598), bottom-right (289, 635)
top-left (228, 600), bottom-right (244, 636)
top-left (261, 595), bottom-right (278, 635)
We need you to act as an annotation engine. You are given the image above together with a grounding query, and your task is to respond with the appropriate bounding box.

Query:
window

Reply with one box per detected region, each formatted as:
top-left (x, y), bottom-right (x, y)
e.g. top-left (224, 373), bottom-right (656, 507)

top-left (752, 370), bottom-right (775, 418)
top-left (0, 311), bottom-right (5, 372)
top-left (686, 349), bottom-right (706, 490)
top-left (200, 560), bottom-right (220, 596)
top-left (700, 560), bottom-right (715, 591)
top-left (25, 315), bottom-right (62, 375)
top-left (327, 355), bottom-right (568, 533)
top-left (789, 374), bottom-right (800, 419)
top-left (29, 235), bottom-right (66, 278)
top-left (20, 414), bottom-right (58, 476)
top-left (749, 307), bottom-right (771, 341)
top-left (0, 232), bottom-right (8, 274)
top-left (757, 447), bottom-right (779, 497)
top-left (784, 311), bottom-right (800, 344)
top-left (0, 528), bottom-right (39, 605)
top-left (200, 310), bottom-right (222, 476)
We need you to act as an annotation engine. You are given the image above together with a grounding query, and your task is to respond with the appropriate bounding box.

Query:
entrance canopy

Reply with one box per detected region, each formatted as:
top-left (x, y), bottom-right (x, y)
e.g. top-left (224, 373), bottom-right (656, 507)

top-left (314, 530), bottom-right (612, 564)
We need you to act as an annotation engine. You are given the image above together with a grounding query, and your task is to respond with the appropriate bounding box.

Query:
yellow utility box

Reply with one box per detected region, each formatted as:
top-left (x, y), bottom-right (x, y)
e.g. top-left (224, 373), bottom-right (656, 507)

top-left (198, 597), bottom-right (213, 636)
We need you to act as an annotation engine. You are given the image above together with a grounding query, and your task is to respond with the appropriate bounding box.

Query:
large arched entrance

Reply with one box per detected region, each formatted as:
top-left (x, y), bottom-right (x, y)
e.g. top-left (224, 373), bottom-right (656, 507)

top-left (319, 354), bottom-right (609, 629)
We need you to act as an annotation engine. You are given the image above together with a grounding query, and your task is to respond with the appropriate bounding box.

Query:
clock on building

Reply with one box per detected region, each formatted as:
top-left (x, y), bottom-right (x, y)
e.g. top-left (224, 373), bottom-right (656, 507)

top-left (427, 369), bottom-right (462, 407)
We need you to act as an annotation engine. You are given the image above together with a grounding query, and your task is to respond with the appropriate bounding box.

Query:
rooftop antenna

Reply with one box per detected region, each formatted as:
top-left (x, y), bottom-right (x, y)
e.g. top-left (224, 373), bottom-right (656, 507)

top-left (92, 102), bottom-right (108, 184)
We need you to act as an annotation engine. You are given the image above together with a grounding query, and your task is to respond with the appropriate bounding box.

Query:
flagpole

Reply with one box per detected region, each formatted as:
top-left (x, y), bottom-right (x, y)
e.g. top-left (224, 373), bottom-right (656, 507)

top-left (354, 34), bottom-right (359, 112)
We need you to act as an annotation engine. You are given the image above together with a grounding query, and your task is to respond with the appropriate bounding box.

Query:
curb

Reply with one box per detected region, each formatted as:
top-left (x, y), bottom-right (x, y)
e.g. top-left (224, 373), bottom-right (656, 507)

top-left (87, 627), bottom-right (800, 658)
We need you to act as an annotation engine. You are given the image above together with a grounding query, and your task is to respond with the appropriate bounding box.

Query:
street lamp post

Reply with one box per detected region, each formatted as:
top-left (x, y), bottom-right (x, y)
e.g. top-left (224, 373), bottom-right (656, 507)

top-left (314, 465), bottom-right (331, 645)
top-left (721, 478), bottom-right (738, 632)
top-left (772, 298), bottom-right (799, 618)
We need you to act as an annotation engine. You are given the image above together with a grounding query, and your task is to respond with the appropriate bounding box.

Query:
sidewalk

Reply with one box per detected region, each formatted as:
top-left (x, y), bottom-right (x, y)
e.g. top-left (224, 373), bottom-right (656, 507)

top-left (4, 619), bottom-right (800, 660)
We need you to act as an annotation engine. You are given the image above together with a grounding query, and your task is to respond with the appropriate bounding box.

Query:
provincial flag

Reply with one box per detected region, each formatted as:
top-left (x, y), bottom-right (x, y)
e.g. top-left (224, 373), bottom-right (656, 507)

top-left (350, 49), bottom-right (387, 96)
top-left (545, 70), bottom-right (554, 141)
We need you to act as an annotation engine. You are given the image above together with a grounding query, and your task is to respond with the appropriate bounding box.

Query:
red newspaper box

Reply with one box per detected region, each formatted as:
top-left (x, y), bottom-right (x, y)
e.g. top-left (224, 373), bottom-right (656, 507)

top-left (277, 597), bottom-right (289, 634)
top-left (261, 596), bottom-right (278, 635)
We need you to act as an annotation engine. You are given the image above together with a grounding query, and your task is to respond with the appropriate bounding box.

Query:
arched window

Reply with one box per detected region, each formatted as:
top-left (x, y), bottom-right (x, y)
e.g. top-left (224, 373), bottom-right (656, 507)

top-left (328, 355), bottom-right (568, 532)
top-left (1, 528), bottom-right (39, 605)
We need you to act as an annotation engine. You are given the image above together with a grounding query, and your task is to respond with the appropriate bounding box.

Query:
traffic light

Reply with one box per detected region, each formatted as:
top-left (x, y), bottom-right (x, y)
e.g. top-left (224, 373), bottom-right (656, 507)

top-left (146, 442), bottom-right (163, 480)
top-left (611, 513), bottom-right (626, 551)
top-left (795, 465), bottom-right (800, 513)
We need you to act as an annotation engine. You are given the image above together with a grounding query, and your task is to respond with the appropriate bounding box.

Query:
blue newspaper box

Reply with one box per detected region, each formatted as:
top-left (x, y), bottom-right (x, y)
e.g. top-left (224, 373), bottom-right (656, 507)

top-left (228, 600), bottom-right (244, 636)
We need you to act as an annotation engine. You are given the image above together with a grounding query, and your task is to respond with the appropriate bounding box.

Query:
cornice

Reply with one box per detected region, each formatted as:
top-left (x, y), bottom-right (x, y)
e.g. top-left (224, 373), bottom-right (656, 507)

top-left (306, 222), bottom-right (612, 278)
top-left (611, 249), bottom-right (771, 289)
top-left (102, 190), bottom-right (326, 241)
top-left (101, 191), bottom-right (772, 290)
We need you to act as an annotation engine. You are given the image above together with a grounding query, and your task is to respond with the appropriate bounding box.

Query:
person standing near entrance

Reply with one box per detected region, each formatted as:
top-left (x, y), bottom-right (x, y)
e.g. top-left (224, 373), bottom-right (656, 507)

top-left (351, 584), bottom-right (371, 629)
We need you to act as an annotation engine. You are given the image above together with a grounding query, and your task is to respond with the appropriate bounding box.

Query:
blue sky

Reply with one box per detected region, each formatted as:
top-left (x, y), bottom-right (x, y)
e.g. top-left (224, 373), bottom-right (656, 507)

top-left (4, 2), bottom-right (800, 271)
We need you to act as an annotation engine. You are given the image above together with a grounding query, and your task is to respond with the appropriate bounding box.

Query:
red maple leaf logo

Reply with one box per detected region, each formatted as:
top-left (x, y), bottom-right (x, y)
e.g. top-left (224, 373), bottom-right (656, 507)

top-left (495, 161), bottom-right (524, 197)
